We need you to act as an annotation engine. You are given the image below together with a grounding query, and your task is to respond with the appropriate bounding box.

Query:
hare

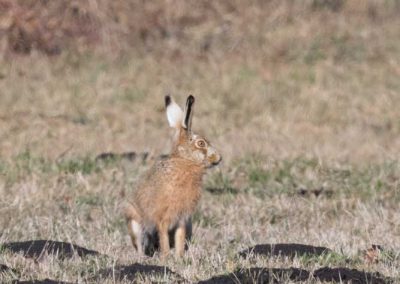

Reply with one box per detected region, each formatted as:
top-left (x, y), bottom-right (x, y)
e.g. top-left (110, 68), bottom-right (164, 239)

top-left (124, 95), bottom-right (222, 258)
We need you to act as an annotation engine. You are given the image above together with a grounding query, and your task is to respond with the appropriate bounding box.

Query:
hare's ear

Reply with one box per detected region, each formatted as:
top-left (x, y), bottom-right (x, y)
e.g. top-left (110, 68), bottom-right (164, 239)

top-left (182, 95), bottom-right (195, 131)
top-left (165, 95), bottom-right (183, 129)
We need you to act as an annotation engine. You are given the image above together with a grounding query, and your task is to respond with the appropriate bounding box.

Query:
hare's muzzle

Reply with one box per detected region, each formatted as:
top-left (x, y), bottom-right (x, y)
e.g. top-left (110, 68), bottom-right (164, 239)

top-left (211, 155), bottom-right (222, 166)
top-left (207, 148), bottom-right (222, 167)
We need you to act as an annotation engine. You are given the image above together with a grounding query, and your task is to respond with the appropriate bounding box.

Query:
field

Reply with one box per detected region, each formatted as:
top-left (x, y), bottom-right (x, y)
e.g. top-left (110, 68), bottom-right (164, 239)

top-left (0, 1), bottom-right (400, 283)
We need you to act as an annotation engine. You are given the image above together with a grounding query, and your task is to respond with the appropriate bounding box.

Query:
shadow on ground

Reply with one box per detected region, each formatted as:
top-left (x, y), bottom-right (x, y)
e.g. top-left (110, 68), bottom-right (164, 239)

top-left (2, 241), bottom-right (393, 283)
top-left (198, 267), bottom-right (309, 284)
top-left (8, 266), bottom-right (391, 284)
top-left (94, 263), bottom-right (182, 282)
top-left (239, 243), bottom-right (332, 258)
top-left (13, 279), bottom-right (73, 284)
top-left (0, 263), bottom-right (16, 274)
top-left (0, 240), bottom-right (102, 260)
top-left (313, 267), bottom-right (389, 284)
top-left (198, 267), bottom-right (390, 284)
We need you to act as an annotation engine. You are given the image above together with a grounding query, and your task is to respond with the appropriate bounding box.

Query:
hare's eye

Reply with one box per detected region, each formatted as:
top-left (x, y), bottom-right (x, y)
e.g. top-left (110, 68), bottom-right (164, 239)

top-left (196, 140), bottom-right (206, 148)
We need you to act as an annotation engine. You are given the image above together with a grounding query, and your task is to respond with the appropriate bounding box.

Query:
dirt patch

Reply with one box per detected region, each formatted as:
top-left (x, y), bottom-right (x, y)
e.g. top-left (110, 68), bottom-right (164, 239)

top-left (198, 267), bottom-right (310, 284)
top-left (297, 187), bottom-right (334, 198)
top-left (95, 152), bottom-right (168, 164)
top-left (239, 243), bottom-right (332, 258)
top-left (1, 240), bottom-right (101, 260)
top-left (313, 267), bottom-right (390, 284)
top-left (95, 263), bottom-right (181, 282)
top-left (205, 187), bottom-right (240, 195)
top-left (96, 151), bottom-right (141, 162)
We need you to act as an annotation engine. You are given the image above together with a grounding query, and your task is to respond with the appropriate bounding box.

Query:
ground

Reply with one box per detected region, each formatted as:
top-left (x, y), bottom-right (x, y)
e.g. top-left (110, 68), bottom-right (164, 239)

top-left (0, 1), bottom-right (399, 283)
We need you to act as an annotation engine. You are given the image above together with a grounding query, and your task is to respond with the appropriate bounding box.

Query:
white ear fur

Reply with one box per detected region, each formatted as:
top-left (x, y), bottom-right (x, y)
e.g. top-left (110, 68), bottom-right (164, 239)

top-left (165, 96), bottom-right (183, 129)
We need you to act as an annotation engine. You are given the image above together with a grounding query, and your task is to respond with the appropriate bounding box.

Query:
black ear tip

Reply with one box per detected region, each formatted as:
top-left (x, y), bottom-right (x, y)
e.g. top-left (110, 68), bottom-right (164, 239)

top-left (187, 95), bottom-right (195, 104)
top-left (165, 95), bottom-right (171, 107)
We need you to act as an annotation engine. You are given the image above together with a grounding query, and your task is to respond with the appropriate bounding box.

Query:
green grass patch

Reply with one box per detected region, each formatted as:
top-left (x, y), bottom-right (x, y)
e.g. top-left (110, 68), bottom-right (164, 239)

top-left (0, 150), bottom-right (126, 185)
top-left (231, 155), bottom-right (400, 201)
top-left (76, 194), bottom-right (103, 206)
top-left (205, 170), bottom-right (238, 195)
top-left (56, 157), bottom-right (99, 175)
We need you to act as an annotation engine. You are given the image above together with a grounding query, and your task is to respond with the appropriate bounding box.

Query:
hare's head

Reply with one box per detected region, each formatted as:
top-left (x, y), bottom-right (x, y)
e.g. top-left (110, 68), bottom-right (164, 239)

top-left (165, 95), bottom-right (222, 168)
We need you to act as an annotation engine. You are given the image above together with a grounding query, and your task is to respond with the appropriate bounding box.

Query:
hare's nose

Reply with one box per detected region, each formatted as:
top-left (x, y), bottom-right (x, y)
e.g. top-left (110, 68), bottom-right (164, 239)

top-left (211, 155), bottom-right (222, 165)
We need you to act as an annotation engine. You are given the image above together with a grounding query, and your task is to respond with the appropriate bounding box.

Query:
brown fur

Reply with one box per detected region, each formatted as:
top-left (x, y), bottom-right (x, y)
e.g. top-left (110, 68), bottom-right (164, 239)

top-left (124, 95), bottom-right (221, 258)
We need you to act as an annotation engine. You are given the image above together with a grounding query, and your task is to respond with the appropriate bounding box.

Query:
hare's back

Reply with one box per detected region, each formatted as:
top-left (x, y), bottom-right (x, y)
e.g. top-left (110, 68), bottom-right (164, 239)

top-left (131, 159), bottom-right (174, 199)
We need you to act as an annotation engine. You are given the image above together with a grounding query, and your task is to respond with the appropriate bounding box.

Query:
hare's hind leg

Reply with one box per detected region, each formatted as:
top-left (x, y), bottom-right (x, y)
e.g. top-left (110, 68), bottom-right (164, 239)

top-left (125, 204), bottom-right (145, 255)
top-left (128, 219), bottom-right (144, 255)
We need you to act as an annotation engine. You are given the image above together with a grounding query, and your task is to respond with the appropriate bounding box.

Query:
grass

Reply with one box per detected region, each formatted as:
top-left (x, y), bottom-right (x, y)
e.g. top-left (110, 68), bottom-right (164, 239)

top-left (1, 155), bottom-right (399, 282)
top-left (1, 0), bottom-right (400, 283)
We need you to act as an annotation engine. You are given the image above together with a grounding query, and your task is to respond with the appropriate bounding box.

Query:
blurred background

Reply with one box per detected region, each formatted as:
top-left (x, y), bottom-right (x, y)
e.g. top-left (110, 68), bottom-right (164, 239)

top-left (1, 3), bottom-right (400, 282)
top-left (0, 0), bottom-right (399, 164)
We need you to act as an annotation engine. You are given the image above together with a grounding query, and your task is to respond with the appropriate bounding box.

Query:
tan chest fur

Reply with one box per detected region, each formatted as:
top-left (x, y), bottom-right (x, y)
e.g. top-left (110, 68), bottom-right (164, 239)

top-left (131, 157), bottom-right (204, 228)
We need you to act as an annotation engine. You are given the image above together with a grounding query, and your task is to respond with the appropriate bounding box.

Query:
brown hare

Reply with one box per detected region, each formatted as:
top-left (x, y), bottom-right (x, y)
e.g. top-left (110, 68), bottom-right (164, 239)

top-left (124, 95), bottom-right (222, 258)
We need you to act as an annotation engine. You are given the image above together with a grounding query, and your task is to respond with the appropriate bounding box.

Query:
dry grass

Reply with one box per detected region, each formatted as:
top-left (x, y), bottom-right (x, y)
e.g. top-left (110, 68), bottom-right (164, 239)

top-left (1, 1), bottom-right (400, 283)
